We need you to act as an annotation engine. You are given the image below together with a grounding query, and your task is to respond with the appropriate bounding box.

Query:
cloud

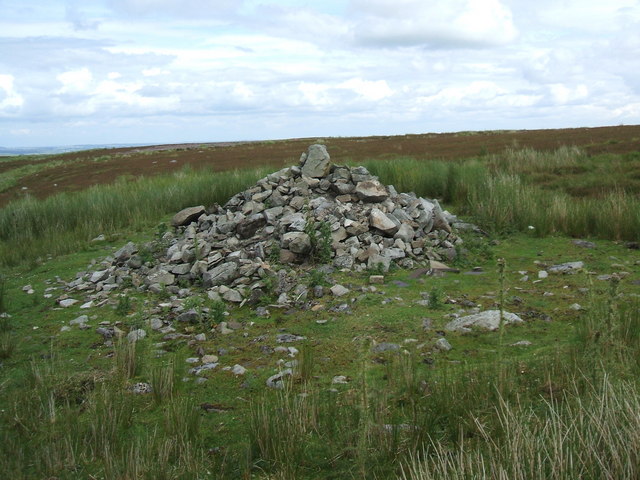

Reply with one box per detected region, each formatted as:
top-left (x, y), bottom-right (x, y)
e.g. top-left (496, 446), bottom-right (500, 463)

top-left (105, 0), bottom-right (243, 18)
top-left (0, 74), bottom-right (24, 115)
top-left (349, 0), bottom-right (518, 48)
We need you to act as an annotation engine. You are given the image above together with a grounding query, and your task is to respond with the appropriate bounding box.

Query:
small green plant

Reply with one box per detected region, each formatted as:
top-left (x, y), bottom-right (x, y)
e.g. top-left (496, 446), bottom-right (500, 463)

top-left (316, 221), bottom-right (332, 264)
top-left (115, 295), bottom-right (132, 316)
top-left (210, 300), bottom-right (226, 325)
top-left (268, 241), bottom-right (281, 265)
top-left (303, 208), bottom-right (333, 264)
top-left (369, 262), bottom-right (386, 276)
top-left (428, 286), bottom-right (444, 310)
top-left (307, 269), bottom-right (329, 288)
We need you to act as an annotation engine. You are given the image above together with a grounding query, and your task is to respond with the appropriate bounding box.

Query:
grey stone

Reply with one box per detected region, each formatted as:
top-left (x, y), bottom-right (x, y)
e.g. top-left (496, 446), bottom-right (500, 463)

top-left (59, 298), bottom-right (79, 308)
top-left (170, 264), bottom-right (192, 275)
top-left (172, 205), bottom-right (205, 227)
top-left (372, 342), bottom-right (400, 353)
top-left (237, 213), bottom-right (267, 239)
top-left (222, 288), bottom-right (243, 303)
top-left (434, 338), bottom-right (452, 351)
top-left (276, 333), bottom-right (306, 343)
top-left (266, 369), bottom-right (293, 389)
top-left (114, 242), bottom-right (138, 262)
top-left (203, 262), bottom-right (239, 287)
top-left (282, 232), bottom-right (312, 254)
top-left (190, 362), bottom-right (218, 375)
top-left (330, 284), bottom-right (350, 297)
top-left (148, 271), bottom-right (175, 286)
top-left (394, 224), bottom-right (415, 242)
top-left (70, 314), bottom-right (89, 326)
top-left (301, 144), bottom-right (331, 178)
top-left (177, 309), bottom-right (200, 323)
top-left (444, 310), bottom-right (523, 333)
top-left (127, 329), bottom-right (146, 342)
top-left (232, 364), bottom-right (247, 375)
top-left (90, 270), bottom-right (109, 283)
top-left (548, 261), bottom-right (584, 273)
top-left (355, 180), bottom-right (388, 202)
top-left (370, 208), bottom-right (399, 236)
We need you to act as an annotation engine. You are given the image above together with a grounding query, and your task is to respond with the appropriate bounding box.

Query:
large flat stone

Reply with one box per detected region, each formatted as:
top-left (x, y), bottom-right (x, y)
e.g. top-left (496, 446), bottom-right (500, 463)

top-left (172, 205), bottom-right (205, 227)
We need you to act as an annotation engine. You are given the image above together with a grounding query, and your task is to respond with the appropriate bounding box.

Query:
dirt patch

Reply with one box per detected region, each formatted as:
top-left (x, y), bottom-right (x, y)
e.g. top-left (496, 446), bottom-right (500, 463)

top-left (2, 125), bottom-right (640, 207)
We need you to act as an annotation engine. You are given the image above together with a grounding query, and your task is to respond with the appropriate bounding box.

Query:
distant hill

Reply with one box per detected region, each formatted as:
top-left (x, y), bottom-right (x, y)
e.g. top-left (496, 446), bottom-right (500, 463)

top-left (0, 144), bottom-right (146, 156)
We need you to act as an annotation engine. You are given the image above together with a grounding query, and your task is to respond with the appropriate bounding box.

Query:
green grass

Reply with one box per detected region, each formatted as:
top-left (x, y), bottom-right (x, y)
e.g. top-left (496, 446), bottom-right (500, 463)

top-left (0, 165), bottom-right (268, 267)
top-left (0, 146), bottom-right (640, 478)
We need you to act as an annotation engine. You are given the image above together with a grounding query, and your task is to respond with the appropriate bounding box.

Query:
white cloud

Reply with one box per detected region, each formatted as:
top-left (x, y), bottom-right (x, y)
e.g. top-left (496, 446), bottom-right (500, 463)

top-left (0, 0), bottom-right (639, 147)
top-left (350, 0), bottom-right (518, 48)
top-left (0, 74), bottom-right (24, 115)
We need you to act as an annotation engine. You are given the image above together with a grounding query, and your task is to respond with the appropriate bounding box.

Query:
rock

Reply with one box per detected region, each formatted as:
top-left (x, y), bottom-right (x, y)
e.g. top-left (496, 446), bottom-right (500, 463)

top-left (282, 232), bottom-right (312, 254)
top-left (232, 364), bottom-right (247, 375)
top-left (60, 326), bottom-right (72, 332)
top-left (276, 333), bottom-right (306, 343)
top-left (177, 309), bottom-right (200, 323)
top-left (148, 271), bottom-right (175, 286)
top-left (237, 213), bottom-right (267, 239)
top-left (372, 342), bottom-right (400, 353)
top-left (569, 303), bottom-right (583, 311)
top-left (444, 310), bottom-right (523, 333)
top-left (222, 289), bottom-right (243, 303)
top-left (114, 242), bottom-right (138, 262)
top-left (355, 180), bottom-right (388, 203)
top-left (330, 284), bottom-right (350, 297)
top-left (369, 275), bottom-right (384, 284)
top-left (201, 354), bottom-right (219, 364)
top-left (394, 224), bottom-right (415, 242)
top-left (266, 369), bottom-right (293, 389)
top-left (59, 298), bottom-right (79, 308)
top-left (548, 261), bottom-right (584, 273)
top-left (370, 208), bottom-right (399, 236)
top-left (172, 205), bottom-right (205, 227)
top-left (69, 314), bottom-right (89, 326)
top-left (573, 240), bottom-right (596, 249)
top-left (538, 271), bottom-right (548, 279)
top-left (90, 270), bottom-right (109, 283)
top-left (131, 382), bottom-right (153, 394)
top-left (190, 362), bottom-right (218, 375)
top-left (511, 340), bottom-right (532, 347)
top-left (127, 329), bottom-right (146, 342)
top-left (301, 144), bottom-right (331, 178)
top-left (332, 375), bottom-right (348, 384)
top-left (434, 338), bottom-right (452, 352)
top-left (149, 318), bottom-right (164, 330)
top-left (203, 262), bottom-right (239, 287)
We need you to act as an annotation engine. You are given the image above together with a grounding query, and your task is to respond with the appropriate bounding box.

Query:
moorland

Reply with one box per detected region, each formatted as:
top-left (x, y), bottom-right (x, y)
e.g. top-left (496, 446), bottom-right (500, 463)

top-left (0, 125), bottom-right (639, 479)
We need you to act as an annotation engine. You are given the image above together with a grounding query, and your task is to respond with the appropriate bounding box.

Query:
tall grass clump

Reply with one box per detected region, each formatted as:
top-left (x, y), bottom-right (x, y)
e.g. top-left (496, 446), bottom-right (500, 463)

top-left (0, 165), bottom-right (268, 267)
top-left (402, 376), bottom-right (640, 480)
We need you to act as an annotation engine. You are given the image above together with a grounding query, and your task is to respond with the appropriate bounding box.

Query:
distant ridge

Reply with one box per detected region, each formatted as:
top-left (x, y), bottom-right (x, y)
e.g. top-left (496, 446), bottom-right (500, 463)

top-left (0, 143), bottom-right (147, 156)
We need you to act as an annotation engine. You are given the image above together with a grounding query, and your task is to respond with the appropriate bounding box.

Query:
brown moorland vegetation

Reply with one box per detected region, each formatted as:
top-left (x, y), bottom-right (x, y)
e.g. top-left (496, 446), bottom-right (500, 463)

top-left (2, 125), bottom-right (640, 207)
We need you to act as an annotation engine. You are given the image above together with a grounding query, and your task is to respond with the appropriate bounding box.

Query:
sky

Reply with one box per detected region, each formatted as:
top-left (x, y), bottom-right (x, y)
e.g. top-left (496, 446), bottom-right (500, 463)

top-left (1, 0), bottom-right (639, 148)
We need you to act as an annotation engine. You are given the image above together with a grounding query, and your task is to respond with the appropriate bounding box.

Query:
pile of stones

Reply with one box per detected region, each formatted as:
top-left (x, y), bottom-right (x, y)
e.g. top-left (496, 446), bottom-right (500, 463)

top-left (67, 144), bottom-right (468, 306)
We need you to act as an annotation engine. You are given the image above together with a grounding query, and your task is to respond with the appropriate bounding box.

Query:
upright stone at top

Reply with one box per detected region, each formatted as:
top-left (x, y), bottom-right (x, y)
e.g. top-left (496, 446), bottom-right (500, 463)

top-left (300, 144), bottom-right (331, 178)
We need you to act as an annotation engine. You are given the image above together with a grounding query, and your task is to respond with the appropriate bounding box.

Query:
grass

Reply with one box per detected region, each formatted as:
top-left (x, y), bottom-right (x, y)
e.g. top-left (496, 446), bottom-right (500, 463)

top-left (0, 144), bottom-right (639, 478)
top-left (0, 165), bottom-right (268, 267)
